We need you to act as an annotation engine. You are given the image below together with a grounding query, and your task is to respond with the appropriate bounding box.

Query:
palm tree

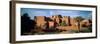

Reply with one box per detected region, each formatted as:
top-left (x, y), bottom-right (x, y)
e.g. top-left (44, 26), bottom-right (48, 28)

top-left (74, 16), bottom-right (84, 32)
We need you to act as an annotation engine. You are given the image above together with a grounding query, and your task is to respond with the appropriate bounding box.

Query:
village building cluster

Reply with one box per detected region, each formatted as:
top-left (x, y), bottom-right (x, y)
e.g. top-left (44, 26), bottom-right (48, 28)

top-left (33, 15), bottom-right (92, 31)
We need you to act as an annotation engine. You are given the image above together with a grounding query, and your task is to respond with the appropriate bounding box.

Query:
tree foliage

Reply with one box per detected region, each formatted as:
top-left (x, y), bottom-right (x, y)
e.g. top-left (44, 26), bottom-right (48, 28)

top-left (74, 16), bottom-right (84, 22)
top-left (58, 15), bottom-right (62, 18)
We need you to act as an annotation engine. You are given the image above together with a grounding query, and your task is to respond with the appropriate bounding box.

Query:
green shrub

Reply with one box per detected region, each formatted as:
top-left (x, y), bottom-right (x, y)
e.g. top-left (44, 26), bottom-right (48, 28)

top-left (80, 27), bottom-right (92, 32)
top-left (60, 21), bottom-right (67, 26)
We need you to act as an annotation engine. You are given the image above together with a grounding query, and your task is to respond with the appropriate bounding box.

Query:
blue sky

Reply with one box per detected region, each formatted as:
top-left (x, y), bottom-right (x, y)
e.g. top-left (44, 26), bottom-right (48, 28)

top-left (21, 8), bottom-right (92, 20)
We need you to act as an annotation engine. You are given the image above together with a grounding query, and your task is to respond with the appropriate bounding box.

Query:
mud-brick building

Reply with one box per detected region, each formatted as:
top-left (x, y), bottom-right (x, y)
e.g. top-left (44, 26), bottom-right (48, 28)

top-left (34, 15), bottom-right (92, 31)
top-left (34, 16), bottom-right (46, 27)
top-left (62, 16), bottom-right (71, 26)
top-left (48, 21), bottom-right (54, 28)
top-left (51, 15), bottom-right (61, 24)
top-left (80, 19), bottom-right (92, 27)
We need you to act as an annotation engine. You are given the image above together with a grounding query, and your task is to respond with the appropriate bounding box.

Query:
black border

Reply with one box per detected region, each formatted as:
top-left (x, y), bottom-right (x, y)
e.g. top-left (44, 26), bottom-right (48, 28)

top-left (10, 1), bottom-right (97, 43)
